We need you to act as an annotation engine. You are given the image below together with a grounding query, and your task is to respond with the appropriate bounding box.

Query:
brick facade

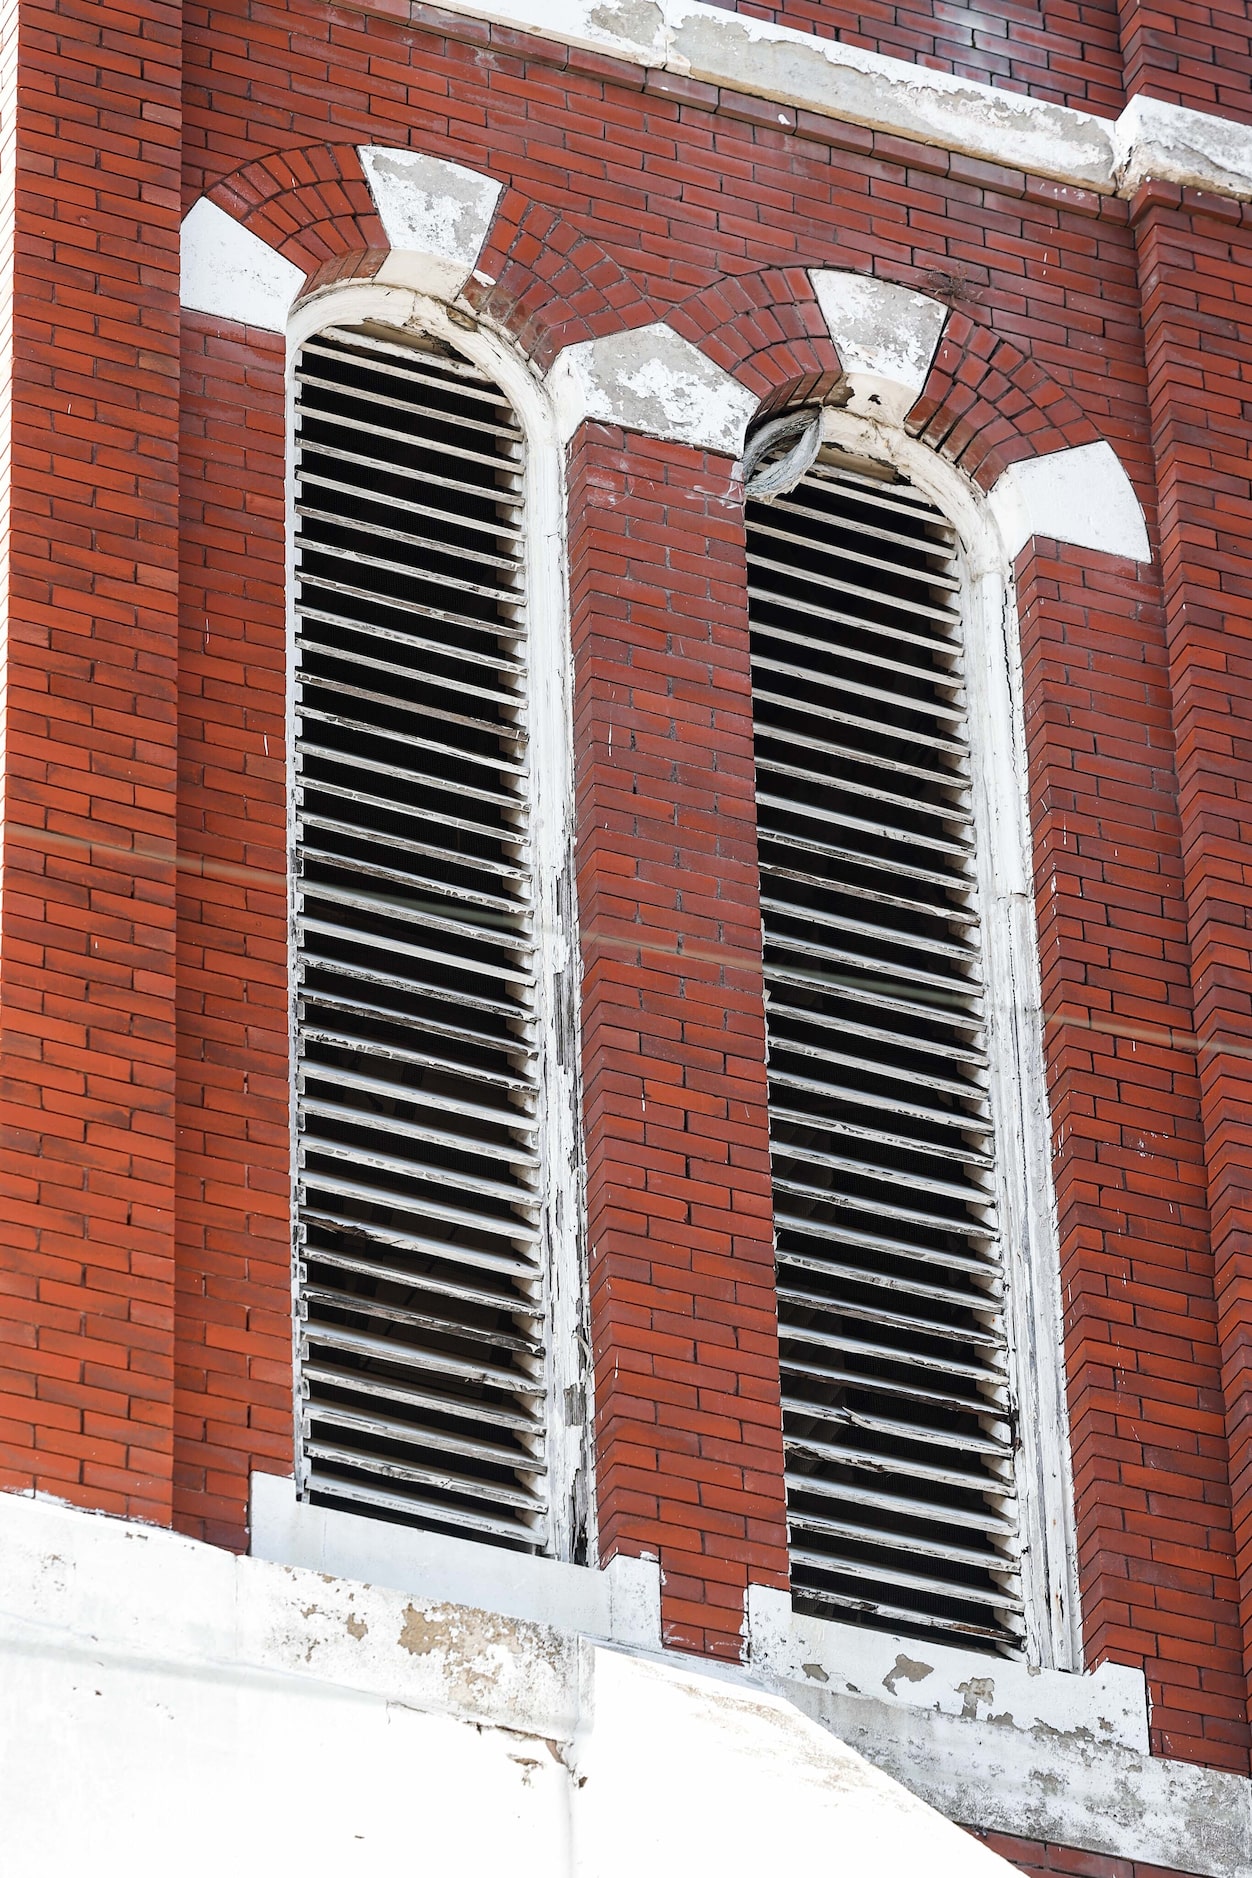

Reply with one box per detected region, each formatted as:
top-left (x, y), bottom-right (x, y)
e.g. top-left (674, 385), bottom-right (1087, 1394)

top-left (973, 1827), bottom-right (1199, 1878)
top-left (569, 424), bottom-right (789, 1659)
top-left (2, 0), bottom-right (1252, 1855)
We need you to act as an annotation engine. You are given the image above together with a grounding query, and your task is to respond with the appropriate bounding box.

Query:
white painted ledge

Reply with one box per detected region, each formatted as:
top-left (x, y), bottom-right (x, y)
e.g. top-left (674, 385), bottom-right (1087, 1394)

top-left (790, 1677), bottom-right (1252, 1878)
top-left (748, 1589), bottom-right (1252, 1878)
top-left (251, 1471), bottom-right (662, 1650)
top-left (747, 1586), bottom-right (1149, 1752)
top-left (810, 270), bottom-right (947, 421)
top-left (989, 440), bottom-right (1152, 563)
top-left (402, 0), bottom-right (1252, 206)
top-left (548, 321), bottom-right (759, 454)
top-left (1114, 94), bottom-right (1252, 200)
top-left (0, 1491), bottom-right (1019, 1878)
top-left (359, 146), bottom-right (503, 300)
top-left (179, 197), bottom-right (305, 332)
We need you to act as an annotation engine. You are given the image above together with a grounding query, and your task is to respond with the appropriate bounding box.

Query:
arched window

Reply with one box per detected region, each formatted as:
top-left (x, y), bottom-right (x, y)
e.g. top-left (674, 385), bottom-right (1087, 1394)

top-left (289, 304), bottom-right (583, 1560)
top-left (745, 415), bottom-right (1076, 1661)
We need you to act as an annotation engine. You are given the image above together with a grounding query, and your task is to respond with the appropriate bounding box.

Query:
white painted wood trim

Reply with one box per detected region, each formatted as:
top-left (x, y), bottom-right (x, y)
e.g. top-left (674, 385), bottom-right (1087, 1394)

top-left (283, 283), bottom-right (592, 1565)
top-left (815, 408), bottom-right (1084, 1672)
top-left (405, 0), bottom-right (1252, 205)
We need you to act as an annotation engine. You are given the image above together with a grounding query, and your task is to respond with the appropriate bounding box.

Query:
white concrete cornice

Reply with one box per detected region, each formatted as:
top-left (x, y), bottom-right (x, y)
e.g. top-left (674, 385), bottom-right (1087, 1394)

top-left (414, 0), bottom-right (1252, 206)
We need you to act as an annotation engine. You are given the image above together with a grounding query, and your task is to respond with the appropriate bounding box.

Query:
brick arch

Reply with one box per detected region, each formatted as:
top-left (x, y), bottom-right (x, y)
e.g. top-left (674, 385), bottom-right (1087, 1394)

top-left (206, 142), bottom-right (388, 285)
top-left (669, 266), bottom-right (843, 416)
top-left (460, 193), bottom-right (658, 371)
top-left (907, 309), bottom-right (1101, 487)
top-left (198, 154), bottom-right (1100, 491)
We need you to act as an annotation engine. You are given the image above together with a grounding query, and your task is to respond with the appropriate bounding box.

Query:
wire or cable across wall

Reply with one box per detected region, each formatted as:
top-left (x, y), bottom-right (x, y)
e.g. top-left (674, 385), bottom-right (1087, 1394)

top-left (746, 448), bottom-right (1023, 1652)
top-left (292, 324), bottom-right (548, 1552)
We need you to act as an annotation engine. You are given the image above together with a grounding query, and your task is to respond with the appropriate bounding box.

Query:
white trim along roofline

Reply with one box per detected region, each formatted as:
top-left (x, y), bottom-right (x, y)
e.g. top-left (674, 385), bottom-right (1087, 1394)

top-left (405, 0), bottom-right (1252, 205)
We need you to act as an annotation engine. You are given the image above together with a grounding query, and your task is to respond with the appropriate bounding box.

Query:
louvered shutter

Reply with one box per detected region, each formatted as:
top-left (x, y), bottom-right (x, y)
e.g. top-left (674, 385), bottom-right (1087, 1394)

top-left (747, 453), bottom-right (1024, 1650)
top-left (292, 324), bottom-right (549, 1552)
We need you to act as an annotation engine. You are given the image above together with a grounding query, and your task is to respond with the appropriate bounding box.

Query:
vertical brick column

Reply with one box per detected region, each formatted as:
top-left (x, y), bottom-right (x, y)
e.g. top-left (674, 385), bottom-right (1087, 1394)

top-left (0, 0), bottom-right (182, 1521)
top-left (1133, 185), bottom-right (1252, 1757)
top-left (174, 314), bottom-right (291, 1549)
top-left (1115, 0), bottom-right (1252, 122)
top-left (1018, 538), bottom-right (1250, 1769)
top-left (567, 423), bottom-right (789, 1660)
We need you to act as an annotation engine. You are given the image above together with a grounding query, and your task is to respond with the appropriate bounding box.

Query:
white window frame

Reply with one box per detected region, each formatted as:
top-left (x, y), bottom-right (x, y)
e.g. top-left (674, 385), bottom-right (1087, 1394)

top-left (283, 282), bottom-right (590, 1564)
top-left (777, 407), bottom-right (1084, 1670)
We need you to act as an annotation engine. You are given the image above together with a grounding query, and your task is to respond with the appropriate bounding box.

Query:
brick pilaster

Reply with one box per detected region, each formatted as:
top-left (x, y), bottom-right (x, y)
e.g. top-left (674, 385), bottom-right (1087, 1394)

top-left (1131, 183), bottom-right (1252, 1760)
top-left (1018, 538), bottom-right (1250, 1770)
top-left (0, 0), bottom-right (182, 1521)
top-left (567, 423), bottom-right (789, 1659)
top-left (174, 313), bottom-right (291, 1549)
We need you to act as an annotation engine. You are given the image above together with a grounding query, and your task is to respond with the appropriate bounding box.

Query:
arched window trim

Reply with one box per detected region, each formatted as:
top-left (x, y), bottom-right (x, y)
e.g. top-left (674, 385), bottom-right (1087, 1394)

top-left (783, 407), bottom-right (1082, 1672)
top-left (283, 282), bottom-right (591, 1566)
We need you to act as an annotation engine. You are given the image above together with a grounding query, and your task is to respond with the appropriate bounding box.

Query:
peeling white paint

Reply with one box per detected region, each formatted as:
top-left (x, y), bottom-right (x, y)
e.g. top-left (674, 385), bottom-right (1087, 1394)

top-left (252, 1473), bottom-right (661, 1649)
top-left (359, 147), bottom-right (503, 300)
top-left (810, 270), bottom-right (947, 421)
top-left (1114, 94), bottom-right (1252, 200)
top-left (576, 1648), bottom-right (1017, 1878)
top-left (0, 1493), bottom-right (1023, 1878)
top-left (548, 322), bottom-right (758, 454)
top-left (989, 441), bottom-right (1152, 564)
top-left (787, 1676), bottom-right (1252, 1878)
top-left (179, 198), bottom-right (305, 333)
top-left (747, 1588), bottom-right (1148, 1751)
top-left (402, 0), bottom-right (1252, 205)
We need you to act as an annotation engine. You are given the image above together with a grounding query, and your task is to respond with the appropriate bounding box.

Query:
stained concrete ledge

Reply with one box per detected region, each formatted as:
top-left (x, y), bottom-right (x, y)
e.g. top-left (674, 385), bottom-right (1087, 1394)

top-left (0, 1493), bottom-right (1016, 1878)
top-left (403, 0), bottom-right (1252, 206)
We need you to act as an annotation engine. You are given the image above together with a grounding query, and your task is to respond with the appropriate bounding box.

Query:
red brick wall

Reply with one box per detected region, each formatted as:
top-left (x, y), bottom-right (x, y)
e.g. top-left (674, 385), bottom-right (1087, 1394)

top-left (1017, 538), bottom-right (1249, 1770)
top-left (568, 424), bottom-right (789, 1658)
top-left (716, 0), bottom-right (1126, 115)
top-left (973, 1826), bottom-right (1199, 1878)
top-left (0, 0), bottom-right (183, 1525)
top-left (1115, 0), bottom-right (1252, 124)
top-left (1133, 181), bottom-right (1252, 1742)
top-left (174, 313), bottom-right (291, 1550)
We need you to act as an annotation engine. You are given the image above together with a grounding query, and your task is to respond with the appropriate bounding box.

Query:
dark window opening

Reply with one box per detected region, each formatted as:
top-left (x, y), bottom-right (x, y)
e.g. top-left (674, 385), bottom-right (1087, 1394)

top-left (747, 447), bottom-right (1023, 1653)
top-left (293, 323), bottom-right (547, 1553)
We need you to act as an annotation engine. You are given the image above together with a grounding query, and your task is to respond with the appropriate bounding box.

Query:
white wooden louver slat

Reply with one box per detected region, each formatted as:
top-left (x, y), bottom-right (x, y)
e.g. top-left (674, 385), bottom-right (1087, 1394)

top-left (747, 451), bottom-right (1024, 1652)
top-left (293, 324), bottom-right (549, 1552)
